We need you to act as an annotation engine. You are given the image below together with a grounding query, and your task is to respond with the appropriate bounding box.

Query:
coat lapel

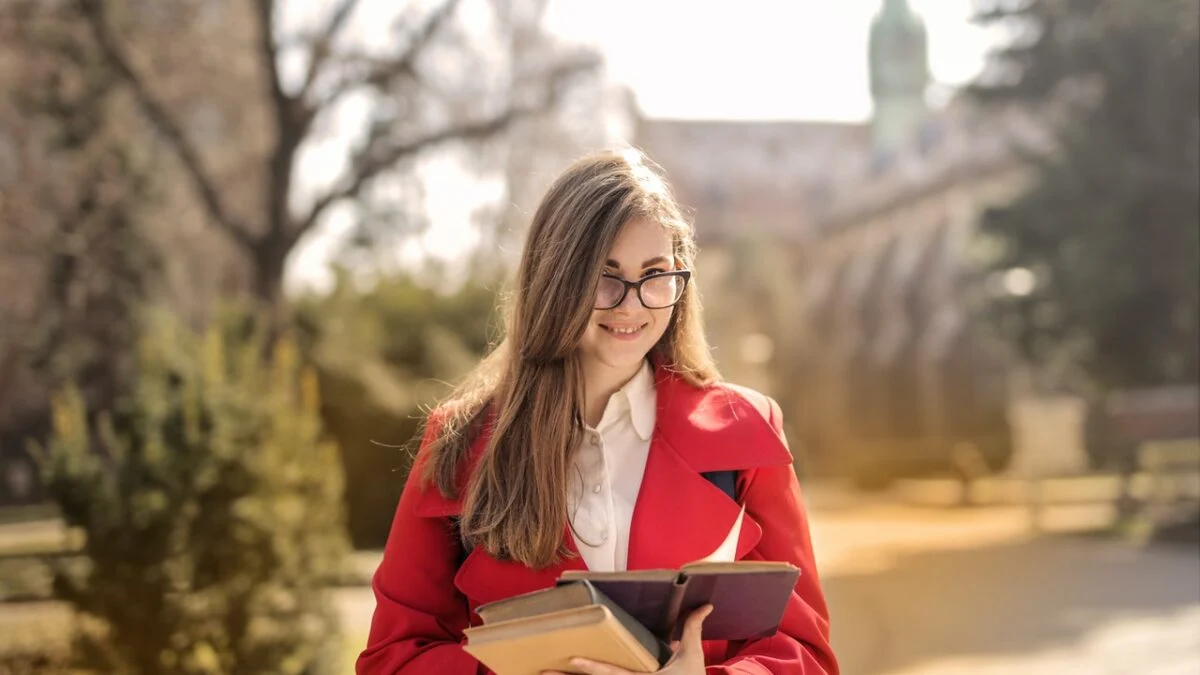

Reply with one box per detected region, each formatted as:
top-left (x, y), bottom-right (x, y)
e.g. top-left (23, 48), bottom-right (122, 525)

top-left (453, 530), bottom-right (587, 608)
top-left (625, 366), bottom-right (793, 570)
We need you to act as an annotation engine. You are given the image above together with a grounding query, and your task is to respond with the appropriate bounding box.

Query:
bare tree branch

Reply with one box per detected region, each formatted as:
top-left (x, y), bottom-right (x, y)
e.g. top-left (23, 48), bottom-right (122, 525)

top-left (75, 0), bottom-right (254, 251)
top-left (297, 107), bottom-right (526, 241)
top-left (253, 0), bottom-right (305, 241)
top-left (393, 0), bottom-right (464, 63)
top-left (294, 48), bottom-right (598, 243)
top-left (300, 0), bottom-right (363, 98)
top-left (254, 0), bottom-right (288, 110)
top-left (313, 0), bottom-right (462, 110)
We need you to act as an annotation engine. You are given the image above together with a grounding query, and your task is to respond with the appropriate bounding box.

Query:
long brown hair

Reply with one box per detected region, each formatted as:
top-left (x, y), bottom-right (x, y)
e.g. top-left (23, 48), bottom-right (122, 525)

top-left (422, 148), bottom-right (719, 569)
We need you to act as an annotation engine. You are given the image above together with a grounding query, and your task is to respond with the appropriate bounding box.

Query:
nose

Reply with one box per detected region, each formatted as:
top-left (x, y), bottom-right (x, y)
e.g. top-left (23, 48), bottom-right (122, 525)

top-left (614, 280), bottom-right (642, 312)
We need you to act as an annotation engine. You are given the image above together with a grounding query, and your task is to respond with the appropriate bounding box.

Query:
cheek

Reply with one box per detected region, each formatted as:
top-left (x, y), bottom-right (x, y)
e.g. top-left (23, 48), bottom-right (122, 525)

top-left (648, 308), bottom-right (674, 338)
top-left (581, 312), bottom-right (605, 345)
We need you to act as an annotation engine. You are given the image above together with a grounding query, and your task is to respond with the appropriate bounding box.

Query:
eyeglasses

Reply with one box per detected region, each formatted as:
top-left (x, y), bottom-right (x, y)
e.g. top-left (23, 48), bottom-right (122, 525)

top-left (594, 270), bottom-right (692, 310)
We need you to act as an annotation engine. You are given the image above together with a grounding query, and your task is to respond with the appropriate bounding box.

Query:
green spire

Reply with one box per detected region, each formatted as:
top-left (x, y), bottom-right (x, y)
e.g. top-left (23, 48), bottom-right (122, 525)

top-left (881, 0), bottom-right (913, 18)
top-left (869, 0), bottom-right (931, 153)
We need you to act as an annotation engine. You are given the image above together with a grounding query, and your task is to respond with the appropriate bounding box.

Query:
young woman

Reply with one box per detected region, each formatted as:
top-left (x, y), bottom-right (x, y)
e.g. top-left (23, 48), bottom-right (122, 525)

top-left (357, 149), bottom-right (838, 675)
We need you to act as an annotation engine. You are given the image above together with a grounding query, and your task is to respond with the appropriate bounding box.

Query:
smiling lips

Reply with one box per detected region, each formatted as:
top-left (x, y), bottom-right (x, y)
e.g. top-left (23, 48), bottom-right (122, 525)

top-left (600, 323), bottom-right (647, 340)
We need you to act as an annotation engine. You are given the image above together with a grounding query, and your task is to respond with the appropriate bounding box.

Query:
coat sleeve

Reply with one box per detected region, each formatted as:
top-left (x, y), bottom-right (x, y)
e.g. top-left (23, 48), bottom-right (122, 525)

top-left (707, 397), bottom-right (839, 675)
top-left (356, 417), bottom-right (486, 675)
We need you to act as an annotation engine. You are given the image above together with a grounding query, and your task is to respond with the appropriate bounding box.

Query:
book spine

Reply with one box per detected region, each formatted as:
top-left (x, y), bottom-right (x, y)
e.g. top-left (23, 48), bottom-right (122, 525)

top-left (663, 575), bottom-right (688, 642)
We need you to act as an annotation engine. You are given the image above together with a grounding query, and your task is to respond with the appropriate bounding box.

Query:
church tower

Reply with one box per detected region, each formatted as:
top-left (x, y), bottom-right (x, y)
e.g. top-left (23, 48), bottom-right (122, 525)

top-left (868, 0), bottom-right (931, 154)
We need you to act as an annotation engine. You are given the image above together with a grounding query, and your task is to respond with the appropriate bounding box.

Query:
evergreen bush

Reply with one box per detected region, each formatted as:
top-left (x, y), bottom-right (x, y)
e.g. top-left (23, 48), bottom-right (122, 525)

top-left (35, 310), bottom-right (350, 675)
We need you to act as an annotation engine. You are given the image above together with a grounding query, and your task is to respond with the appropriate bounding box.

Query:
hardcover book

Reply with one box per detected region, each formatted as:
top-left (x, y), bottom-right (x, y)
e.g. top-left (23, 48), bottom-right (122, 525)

top-left (557, 559), bottom-right (799, 641)
top-left (464, 580), bottom-right (670, 675)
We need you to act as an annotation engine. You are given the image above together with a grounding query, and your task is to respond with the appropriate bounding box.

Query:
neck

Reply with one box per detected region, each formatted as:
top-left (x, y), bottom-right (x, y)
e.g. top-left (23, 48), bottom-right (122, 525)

top-left (581, 358), bottom-right (644, 428)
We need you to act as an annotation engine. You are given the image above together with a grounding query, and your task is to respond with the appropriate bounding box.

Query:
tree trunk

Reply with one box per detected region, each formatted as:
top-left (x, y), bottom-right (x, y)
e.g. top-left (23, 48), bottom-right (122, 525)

top-left (253, 233), bottom-right (289, 326)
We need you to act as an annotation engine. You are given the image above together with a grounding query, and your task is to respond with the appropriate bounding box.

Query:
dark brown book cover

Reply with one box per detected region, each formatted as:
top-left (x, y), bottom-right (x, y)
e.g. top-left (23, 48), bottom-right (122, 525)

top-left (558, 561), bottom-right (800, 641)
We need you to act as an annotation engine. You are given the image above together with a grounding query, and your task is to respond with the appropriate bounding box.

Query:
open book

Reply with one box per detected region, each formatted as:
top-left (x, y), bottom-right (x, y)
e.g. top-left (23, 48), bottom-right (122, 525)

top-left (463, 507), bottom-right (800, 674)
top-left (556, 506), bottom-right (799, 641)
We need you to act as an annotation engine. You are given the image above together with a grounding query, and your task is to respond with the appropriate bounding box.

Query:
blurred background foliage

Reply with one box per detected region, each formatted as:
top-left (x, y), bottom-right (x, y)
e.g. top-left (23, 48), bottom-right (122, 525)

top-left (292, 269), bottom-right (501, 548)
top-left (35, 309), bottom-right (349, 675)
top-left (967, 0), bottom-right (1200, 392)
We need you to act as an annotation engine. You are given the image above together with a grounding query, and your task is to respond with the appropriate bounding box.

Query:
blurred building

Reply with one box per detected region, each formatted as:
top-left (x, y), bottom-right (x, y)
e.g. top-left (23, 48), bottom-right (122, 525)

top-left (637, 0), bottom-right (1048, 483)
top-left (634, 119), bottom-right (870, 400)
top-left (794, 103), bottom-right (1047, 485)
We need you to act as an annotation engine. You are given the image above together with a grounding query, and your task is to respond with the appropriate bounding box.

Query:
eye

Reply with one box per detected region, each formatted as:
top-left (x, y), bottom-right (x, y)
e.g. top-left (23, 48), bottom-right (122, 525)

top-left (642, 268), bottom-right (666, 277)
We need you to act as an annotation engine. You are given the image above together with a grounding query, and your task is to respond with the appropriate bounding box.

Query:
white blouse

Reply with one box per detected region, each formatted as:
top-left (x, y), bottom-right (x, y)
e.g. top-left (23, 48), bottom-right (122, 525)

top-left (568, 360), bottom-right (656, 572)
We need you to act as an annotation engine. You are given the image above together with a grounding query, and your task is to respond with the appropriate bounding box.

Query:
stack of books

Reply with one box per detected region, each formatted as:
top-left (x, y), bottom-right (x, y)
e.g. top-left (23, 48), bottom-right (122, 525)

top-left (464, 577), bottom-right (670, 673)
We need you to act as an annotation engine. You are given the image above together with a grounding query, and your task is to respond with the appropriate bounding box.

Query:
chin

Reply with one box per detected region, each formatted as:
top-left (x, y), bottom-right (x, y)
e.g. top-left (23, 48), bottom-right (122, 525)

top-left (598, 348), bottom-right (650, 371)
top-left (583, 340), bottom-right (651, 374)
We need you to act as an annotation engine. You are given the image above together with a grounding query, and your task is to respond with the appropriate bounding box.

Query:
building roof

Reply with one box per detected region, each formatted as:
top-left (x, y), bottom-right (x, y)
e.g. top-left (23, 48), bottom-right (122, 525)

top-left (632, 100), bottom-right (1051, 245)
top-left (816, 103), bottom-right (1052, 230)
top-left (634, 118), bottom-right (871, 244)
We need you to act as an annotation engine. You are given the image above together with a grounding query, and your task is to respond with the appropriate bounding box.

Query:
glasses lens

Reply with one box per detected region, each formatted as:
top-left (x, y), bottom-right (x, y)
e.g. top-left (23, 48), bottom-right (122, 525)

top-left (640, 274), bottom-right (684, 308)
top-left (596, 276), bottom-right (626, 308)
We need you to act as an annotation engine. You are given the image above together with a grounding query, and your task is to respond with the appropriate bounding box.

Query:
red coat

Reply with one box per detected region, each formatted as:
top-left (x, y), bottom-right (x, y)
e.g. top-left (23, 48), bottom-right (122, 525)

top-left (357, 367), bottom-right (839, 674)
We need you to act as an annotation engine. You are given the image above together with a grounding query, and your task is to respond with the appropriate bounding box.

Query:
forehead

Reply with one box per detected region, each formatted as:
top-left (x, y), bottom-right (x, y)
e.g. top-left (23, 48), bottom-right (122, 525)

top-left (606, 217), bottom-right (673, 266)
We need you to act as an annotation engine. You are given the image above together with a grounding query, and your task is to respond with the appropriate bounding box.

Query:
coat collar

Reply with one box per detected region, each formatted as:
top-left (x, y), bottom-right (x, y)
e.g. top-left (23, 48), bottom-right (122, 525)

top-left (651, 363), bottom-right (791, 472)
top-left (413, 361), bottom-right (794, 607)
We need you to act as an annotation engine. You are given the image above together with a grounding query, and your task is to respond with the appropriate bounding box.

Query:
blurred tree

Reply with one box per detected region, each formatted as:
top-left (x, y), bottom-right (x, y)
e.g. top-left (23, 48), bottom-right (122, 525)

top-left (969, 0), bottom-right (1200, 390)
top-left (70, 0), bottom-right (597, 315)
top-left (0, 3), bottom-right (160, 489)
top-left (468, 2), bottom-right (633, 279)
top-left (35, 309), bottom-right (349, 675)
top-left (293, 269), bottom-right (498, 548)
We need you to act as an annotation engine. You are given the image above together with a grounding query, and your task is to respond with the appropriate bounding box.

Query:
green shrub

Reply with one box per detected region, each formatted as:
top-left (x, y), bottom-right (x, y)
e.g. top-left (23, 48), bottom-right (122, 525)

top-left (294, 270), bottom-right (499, 549)
top-left (34, 310), bottom-right (350, 675)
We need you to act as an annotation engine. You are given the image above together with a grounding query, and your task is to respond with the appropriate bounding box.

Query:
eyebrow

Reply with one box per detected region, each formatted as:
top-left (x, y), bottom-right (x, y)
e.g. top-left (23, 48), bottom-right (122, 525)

top-left (604, 256), bottom-right (671, 270)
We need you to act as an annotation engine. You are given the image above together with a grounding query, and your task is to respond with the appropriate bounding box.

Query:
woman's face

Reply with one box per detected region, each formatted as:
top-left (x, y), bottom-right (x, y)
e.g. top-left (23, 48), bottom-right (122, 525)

top-left (578, 216), bottom-right (678, 377)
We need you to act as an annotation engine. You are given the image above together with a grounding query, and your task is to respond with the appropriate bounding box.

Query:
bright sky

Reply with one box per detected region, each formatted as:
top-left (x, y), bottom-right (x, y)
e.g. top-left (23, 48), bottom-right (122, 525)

top-left (284, 0), bottom-right (996, 294)
top-left (543, 0), bottom-right (993, 121)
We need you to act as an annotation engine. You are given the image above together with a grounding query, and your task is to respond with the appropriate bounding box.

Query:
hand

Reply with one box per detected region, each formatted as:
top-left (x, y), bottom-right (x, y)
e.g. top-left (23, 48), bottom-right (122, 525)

top-left (542, 604), bottom-right (714, 675)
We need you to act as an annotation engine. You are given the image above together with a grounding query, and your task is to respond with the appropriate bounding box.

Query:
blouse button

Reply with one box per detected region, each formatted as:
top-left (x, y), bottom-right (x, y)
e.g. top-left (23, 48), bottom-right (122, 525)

top-left (600, 530), bottom-right (609, 542)
top-left (592, 483), bottom-right (602, 494)
top-left (589, 434), bottom-right (600, 447)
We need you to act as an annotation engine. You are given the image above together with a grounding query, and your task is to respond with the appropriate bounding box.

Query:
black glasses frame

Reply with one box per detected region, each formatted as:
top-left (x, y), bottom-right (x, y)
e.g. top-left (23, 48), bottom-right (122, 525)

top-left (594, 270), bottom-right (692, 310)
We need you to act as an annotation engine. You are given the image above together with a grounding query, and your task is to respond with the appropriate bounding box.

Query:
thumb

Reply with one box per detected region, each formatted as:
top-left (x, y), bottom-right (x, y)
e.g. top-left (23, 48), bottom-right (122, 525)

top-left (681, 604), bottom-right (714, 646)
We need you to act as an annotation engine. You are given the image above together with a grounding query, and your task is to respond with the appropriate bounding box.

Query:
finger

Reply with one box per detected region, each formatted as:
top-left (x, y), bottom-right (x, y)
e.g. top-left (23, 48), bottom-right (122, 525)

top-left (568, 657), bottom-right (635, 675)
top-left (669, 640), bottom-right (681, 654)
top-left (681, 604), bottom-right (715, 645)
